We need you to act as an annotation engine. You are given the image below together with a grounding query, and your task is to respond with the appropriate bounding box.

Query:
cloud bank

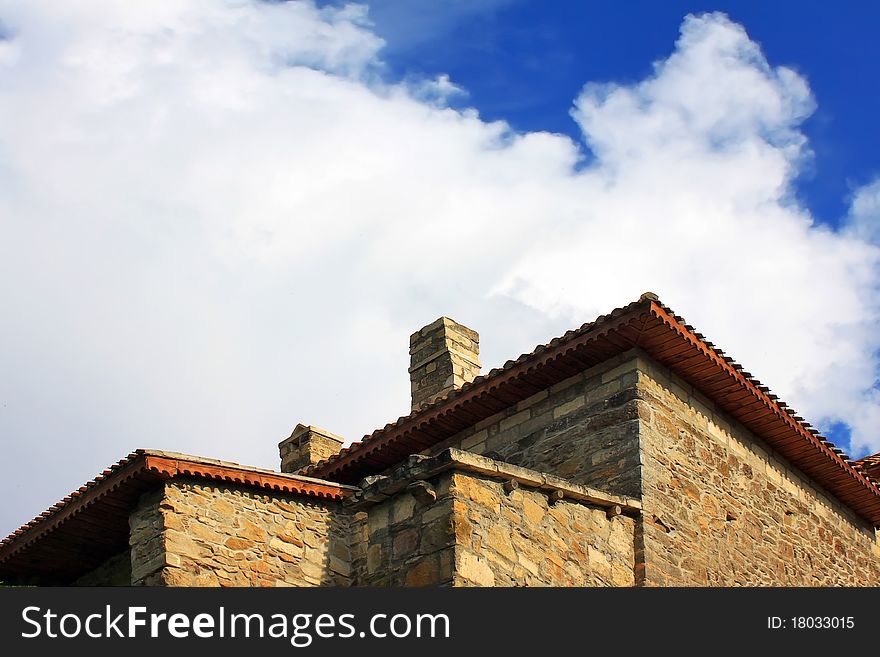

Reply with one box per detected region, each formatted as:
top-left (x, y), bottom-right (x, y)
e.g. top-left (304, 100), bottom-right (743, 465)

top-left (0, 2), bottom-right (877, 534)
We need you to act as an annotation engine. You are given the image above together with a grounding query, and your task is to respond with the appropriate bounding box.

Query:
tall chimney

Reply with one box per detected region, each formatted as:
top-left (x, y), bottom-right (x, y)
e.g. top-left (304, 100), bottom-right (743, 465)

top-left (409, 317), bottom-right (481, 412)
top-left (279, 424), bottom-right (345, 473)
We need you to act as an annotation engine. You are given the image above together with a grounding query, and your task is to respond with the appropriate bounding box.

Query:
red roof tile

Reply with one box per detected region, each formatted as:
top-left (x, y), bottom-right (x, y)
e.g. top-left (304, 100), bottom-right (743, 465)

top-left (855, 452), bottom-right (880, 483)
top-left (0, 450), bottom-right (356, 583)
top-left (307, 293), bottom-right (880, 526)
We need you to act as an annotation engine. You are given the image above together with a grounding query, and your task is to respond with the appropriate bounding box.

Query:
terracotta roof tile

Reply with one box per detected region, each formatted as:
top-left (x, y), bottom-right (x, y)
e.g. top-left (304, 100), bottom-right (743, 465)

top-left (855, 452), bottom-right (880, 483)
top-left (0, 449), bottom-right (356, 582)
top-left (306, 293), bottom-right (880, 526)
top-left (306, 295), bottom-right (652, 476)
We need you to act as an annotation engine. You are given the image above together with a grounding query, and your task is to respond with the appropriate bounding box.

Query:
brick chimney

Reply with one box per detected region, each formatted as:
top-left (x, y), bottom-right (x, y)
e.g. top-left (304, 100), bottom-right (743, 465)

top-left (409, 317), bottom-right (481, 412)
top-left (279, 424), bottom-right (345, 473)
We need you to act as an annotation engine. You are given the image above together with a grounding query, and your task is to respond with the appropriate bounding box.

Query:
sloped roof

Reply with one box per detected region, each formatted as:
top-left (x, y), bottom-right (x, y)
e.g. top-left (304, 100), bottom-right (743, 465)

top-left (855, 452), bottom-right (880, 483)
top-left (307, 293), bottom-right (880, 527)
top-left (0, 449), bottom-right (355, 584)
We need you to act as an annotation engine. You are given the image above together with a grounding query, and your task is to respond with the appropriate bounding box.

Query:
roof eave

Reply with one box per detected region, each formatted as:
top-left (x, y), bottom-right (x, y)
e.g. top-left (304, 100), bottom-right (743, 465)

top-left (307, 296), bottom-right (880, 527)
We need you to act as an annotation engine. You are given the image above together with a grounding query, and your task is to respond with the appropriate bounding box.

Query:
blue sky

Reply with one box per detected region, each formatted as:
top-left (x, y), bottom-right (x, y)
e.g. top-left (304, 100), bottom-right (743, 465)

top-left (349, 0), bottom-right (880, 452)
top-left (356, 0), bottom-right (880, 225)
top-left (0, 1), bottom-right (878, 536)
top-left (323, 0), bottom-right (880, 449)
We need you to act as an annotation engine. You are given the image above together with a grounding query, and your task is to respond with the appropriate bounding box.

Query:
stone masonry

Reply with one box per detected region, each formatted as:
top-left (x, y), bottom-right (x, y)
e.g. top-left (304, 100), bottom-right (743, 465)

top-left (74, 550), bottom-right (131, 586)
top-left (409, 317), bottom-right (481, 412)
top-left (433, 350), bottom-right (879, 586)
top-left (279, 424), bottom-right (345, 474)
top-left (66, 346), bottom-right (880, 588)
top-left (128, 479), bottom-right (364, 587)
top-left (451, 472), bottom-right (635, 586)
top-left (359, 472), bottom-right (455, 587)
top-left (635, 356), bottom-right (880, 585)
top-left (431, 350), bottom-right (643, 498)
top-left (4, 304), bottom-right (878, 587)
top-left (348, 449), bottom-right (639, 587)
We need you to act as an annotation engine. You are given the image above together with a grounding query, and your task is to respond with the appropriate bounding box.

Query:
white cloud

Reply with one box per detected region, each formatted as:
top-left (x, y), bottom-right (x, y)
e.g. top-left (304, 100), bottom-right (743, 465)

top-left (496, 13), bottom-right (880, 456)
top-left (845, 178), bottom-right (880, 244)
top-left (338, 0), bottom-right (519, 54)
top-left (0, 3), bottom-right (878, 535)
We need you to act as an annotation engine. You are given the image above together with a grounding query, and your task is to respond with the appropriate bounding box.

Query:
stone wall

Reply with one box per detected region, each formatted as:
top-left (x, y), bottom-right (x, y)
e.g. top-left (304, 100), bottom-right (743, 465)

top-left (432, 348), bottom-right (879, 586)
top-left (360, 473), bottom-right (456, 586)
top-left (129, 479), bottom-right (362, 587)
top-left (451, 472), bottom-right (635, 586)
top-left (636, 358), bottom-right (880, 586)
top-left (350, 450), bottom-right (639, 587)
top-left (131, 487), bottom-right (166, 586)
top-left (435, 353), bottom-right (643, 497)
top-left (74, 550), bottom-right (132, 586)
top-left (115, 346), bottom-right (879, 588)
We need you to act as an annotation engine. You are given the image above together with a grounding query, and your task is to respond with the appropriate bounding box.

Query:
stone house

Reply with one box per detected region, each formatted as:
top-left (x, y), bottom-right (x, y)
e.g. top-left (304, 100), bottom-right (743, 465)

top-left (1, 293), bottom-right (878, 586)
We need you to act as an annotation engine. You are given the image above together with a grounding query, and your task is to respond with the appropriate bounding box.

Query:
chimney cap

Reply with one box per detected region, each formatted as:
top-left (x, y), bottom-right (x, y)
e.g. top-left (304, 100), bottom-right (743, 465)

top-left (278, 423), bottom-right (345, 448)
top-left (410, 316), bottom-right (478, 344)
top-left (278, 424), bottom-right (346, 473)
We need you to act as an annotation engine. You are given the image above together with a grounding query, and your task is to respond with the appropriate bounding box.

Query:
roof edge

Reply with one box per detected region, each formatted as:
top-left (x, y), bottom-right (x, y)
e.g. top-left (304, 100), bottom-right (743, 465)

top-left (0, 449), bottom-right (356, 566)
top-left (306, 293), bottom-right (880, 527)
top-left (646, 300), bottom-right (880, 505)
top-left (308, 294), bottom-right (656, 480)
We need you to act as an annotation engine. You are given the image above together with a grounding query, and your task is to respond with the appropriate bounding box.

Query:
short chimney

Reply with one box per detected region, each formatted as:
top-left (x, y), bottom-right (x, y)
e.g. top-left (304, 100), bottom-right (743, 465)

top-left (409, 317), bottom-right (481, 412)
top-left (279, 424), bottom-right (345, 474)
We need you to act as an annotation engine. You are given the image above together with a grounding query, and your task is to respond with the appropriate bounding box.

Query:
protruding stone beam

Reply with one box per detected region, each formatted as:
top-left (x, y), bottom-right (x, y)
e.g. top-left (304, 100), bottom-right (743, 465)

top-left (345, 447), bottom-right (642, 515)
top-left (407, 480), bottom-right (437, 506)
